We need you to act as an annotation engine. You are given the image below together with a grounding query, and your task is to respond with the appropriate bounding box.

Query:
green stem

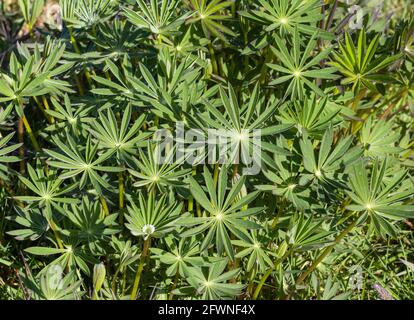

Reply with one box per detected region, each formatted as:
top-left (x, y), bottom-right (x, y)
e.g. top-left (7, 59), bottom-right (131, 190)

top-left (111, 266), bottom-right (121, 295)
top-left (213, 163), bottom-right (219, 187)
top-left (49, 219), bottom-right (64, 250)
top-left (68, 27), bottom-right (93, 87)
top-left (33, 96), bottom-right (51, 123)
top-left (100, 196), bottom-right (110, 217)
top-left (119, 171), bottom-right (124, 224)
top-left (42, 96), bottom-right (54, 123)
top-left (21, 114), bottom-right (41, 152)
top-left (232, 163), bottom-right (239, 179)
top-left (188, 167), bottom-right (196, 213)
top-left (295, 217), bottom-right (358, 286)
top-left (252, 248), bottom-right (291, 300)
top-left (208, 43), bottom-right (219, 76)
top-left (247, 268), bottom-right (256, 297)
top-left (130, 238), bottom-right (151, 300)
top-left (168, 270), bottom-right (180, 300)
top-left (18, 118), bottom-right (25, 174)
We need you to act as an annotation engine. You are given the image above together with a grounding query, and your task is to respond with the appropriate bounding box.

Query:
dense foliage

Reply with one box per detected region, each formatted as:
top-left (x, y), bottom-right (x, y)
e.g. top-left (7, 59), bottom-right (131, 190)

top-left (1, 0), bottom-right (414, 300)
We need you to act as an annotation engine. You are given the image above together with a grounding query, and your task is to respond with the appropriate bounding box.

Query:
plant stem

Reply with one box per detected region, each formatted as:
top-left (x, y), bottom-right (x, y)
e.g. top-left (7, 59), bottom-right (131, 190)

top-left (119, 171), bottom-right (124, 223)
top-left (247, 268), bottom-right (256, 297)
top-left (168, 270), bottom-right (179, 300)
top-left (49, 219), bottom-right (64, 250)
top-left (33, 96), bottom-right (51, 123)
top-left (111, 266), bottom-right (121, 294)
top-left (232, 163), bottom-right (238, 179)
top-left (208, 43), bottom-right (219, 76)
top-left (18, 118), bottom-right (25, 174)
top-left (68, 27), bottom-right (93, 87)
top-left (42, 96), bottom-right (54, 123)
top-left (188, 167), bottom-right (196, 213)
top-left (21, 114), bottom-right (40, 152)
top-left (130, 237), bottom-right (151, 300)
top-left (295, 217), bottom-right (358, 286)
top-left (252, 249), bottom-right (291, 300)
top-left (213, 163), bottom-right (219, 187)
top-left (100, 196), bottom-right (110, 217)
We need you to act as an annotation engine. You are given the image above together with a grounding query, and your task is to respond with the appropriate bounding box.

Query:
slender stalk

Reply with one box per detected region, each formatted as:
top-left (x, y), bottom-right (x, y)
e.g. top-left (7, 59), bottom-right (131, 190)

top-left (252, 249), bottom-right (292, 300)
top-left (213, 163), bottom-right (219, 187)
top-left (188, 167), bottom-right (196, 213)
top-left (295, 217), bottom-right (358, 286)
top-left (119, 171), bottom-right (124, 223)
top-left (246, 268), bottom-right (256, 297)
top-left (196, 202), bottom-right (201, 217)
top-left (42, 96), bottom-right (54, 123)
top-left (208, 43), bottom-right (219, 76)
top-left (111, 266), bottom-right (121, 294)
top-left (121, 271), bottom-right (127, 297)
top-left (168, 270), bottom-right (180, 300)
top-left (92, 289), bottom-right (98, 300)
top-left (188, 195), bottom-right (194, 213)
top-left (130, 237), bottom-right (151, 300)
top-left (68, 27), bottom-right (93, 87)
top-left (100, 196), bottom-right (110, 217)
top-left (18, 118), bottom-right (25, 174)
top-left (21, 114), bottom-right (41, 152)
top-left (33, 96), bottom-right (51, 123)
top-left (20, 108), bottom-right (49, 174)
top-left (75, 75), bottom-right (85, 95)
top-left (232, 163), bottom-right (238, 179)
top-left (49, 219), bottom-right (64, 250)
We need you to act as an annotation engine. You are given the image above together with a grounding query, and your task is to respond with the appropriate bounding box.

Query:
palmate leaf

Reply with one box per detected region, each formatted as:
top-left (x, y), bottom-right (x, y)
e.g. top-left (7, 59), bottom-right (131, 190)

top-left (22, 266), bottom-right (83, 300)
top-left (91, 60), bottom-right (142, 104)
top-left (257, 144), bottom-right (313, 209)
top-left (277, 94), bottom-right (342, 138)
top-left (46, 94), bottom-right (94, 134)
top-left (186, 0), bottom-right (236, 40)
top-left (0, 52), bottom-right (50, 109)
top-left (232, 230), bottom-right (276, 273)
top-left (299, 127), bottom-right (363, 193)
top-left (91, 19), bottom-right (146, 60)
top-left (89, 104), bottom-right (150, 163)
top-left (239, 0), bottom-right (331, 38)
top-left (2, 0), bottom-right (414, 301)
top-left (0, 132), bottom-right (22, 180)
top-left (151, 237), bottom-right (215, 277)
top-left (128, 141), bottom-right (191, 192)
top-left (360, 117), bottom-right (403, 158)
top-left (25, 240), bottom-right (99, 276)
top-left (268, 29), bottom-right (339, 99)
top-left (14, 161), bottom-right (79, 219)
top-left (65, 197), bottom-right (120, 252)
top-left (180, 166), bottom-right (263, 260)
top-left (7, 207), bottom-right (49, 241)
top-left (329, 30), bottom-right (403, 95)
top-left (129, 51), bottom-right (204, 121)
top-left (63, 0), bottom-right (116, 29)
top-left (44, 134), bottom-right (123, 194)
top-left (286, 214), bottom-right (333, 251)
top-left (178, 259), bottom-right (245, 299)
top-left (187, 83), bottom-right (292, 165)
top-left (125, 192), bottom-right (183, 240)
top-left (16, 38), bottom-right (74, 95)
top-left (346, 158), bottom-right (414, 237)
top-left (124, 0), bottom-right (188, 37)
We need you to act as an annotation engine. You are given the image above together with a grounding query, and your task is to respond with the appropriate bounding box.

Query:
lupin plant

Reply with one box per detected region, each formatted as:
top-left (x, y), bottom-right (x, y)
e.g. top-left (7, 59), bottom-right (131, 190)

top-left (0, 0), bottom-right (414, 301)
